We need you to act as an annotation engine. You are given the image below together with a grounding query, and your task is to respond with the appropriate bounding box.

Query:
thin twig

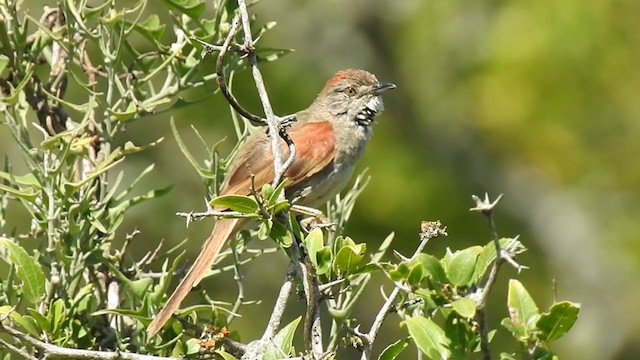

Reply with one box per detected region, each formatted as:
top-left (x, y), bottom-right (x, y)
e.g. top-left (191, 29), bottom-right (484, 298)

top-left (359, 221), bottom-right (447, 360)
top-left (214, 15), bottom-right (265, 126)
top-left (227, 240), bottom-right (246, 325)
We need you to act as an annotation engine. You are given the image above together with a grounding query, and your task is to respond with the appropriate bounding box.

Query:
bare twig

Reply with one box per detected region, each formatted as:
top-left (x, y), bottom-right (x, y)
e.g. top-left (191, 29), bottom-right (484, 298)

top-left (0, 325), bottom-right (174, 360)
top-left (0, 336), bottom-right (36, 360)
top-left (213, 15), bottom-right (265, 126)
top-left (261, 264), bottom-right (295, 341)
top-left (236, 0), bottom-right (296, 186)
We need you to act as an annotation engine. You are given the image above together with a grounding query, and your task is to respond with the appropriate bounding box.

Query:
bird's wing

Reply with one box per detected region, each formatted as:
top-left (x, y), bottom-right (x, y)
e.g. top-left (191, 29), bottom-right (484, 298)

top-left (220, 121), bottom-right (336, 196)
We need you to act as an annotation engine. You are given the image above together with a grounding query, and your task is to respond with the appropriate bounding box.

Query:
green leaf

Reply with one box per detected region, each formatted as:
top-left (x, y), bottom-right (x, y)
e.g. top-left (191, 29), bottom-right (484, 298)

top-left (407, 263), bottom-right (425, 287)
top-left (0, 238), bottom-right (46, 304)
top-left (531, 347), bottom-right (558, 360)
top-left (270, 221), bottom-right (292, 248)
top-left (472, 238), bottom-right (525, 284)
top-left (215, 350), bottom-right (238, 360)
top-left (255, 47), bottom-right (295, 63)
top-left (108, 101), bottom-right (137, 122)
top-left (185, 338), bottom-right (200, 355)
top-left (0, 171), bottom-right (40, 187)
top-left (257, 219), bottom-right (272, 240)
top-left (27, 308), bottom-right (51, 333)
top-left (304, 228), bottom-right (324, 268)
top-left (334, 243), bottom-right (366, 275)
top-left (0, 55), bottom-right (9, 74)
top-left (267, 178), bottom-right (289, 206)
top-left (0, 306), bottom-right (40, 336)
top-left (500, 353), bottom-right (518, 360)
top-left (263, 316), bottom-right (301, 360)
top-left (158, 0), bottom-right (206, 19)
top-left (170, 117), bottom-right (211, 179)
top-left (270, 200), bottom-right (290, 214)
top-left (316, 247), bottom-right (332, 276)
top-left (378, 338), bottom-right (410, 360)
top-left (536, 301), bottom-right (580, 342)
top-left (506, 279), bottom-right (539, 340)
top-left (404, 316), bottom-right (451, 359)
top-left (47, 298), bottom-right (65, 335)
top-left (0, 183), bottom-right (39, 201)
top-left (128, 278), bottom-right (153, 299)
top-left (412, 254), bottom-right (448, 283)
top-left (444, 314), bottom-right (471, 360)
top-left (210, 194), bottom-right (259, 214)
top-left (415, 289), bottom-right (439, 313)
top-left (445, 246), bottom-right (483, 287)
top-left (134, 14), bottom-right (166, 42)
top-left (261, 183), bottom-right (275, 205)
top-left (390, 262), bottom-right (410, 282)
top-left (92, 308), bottom-right (152, 324)
top-left (451, 298), bottom-right (477, 318)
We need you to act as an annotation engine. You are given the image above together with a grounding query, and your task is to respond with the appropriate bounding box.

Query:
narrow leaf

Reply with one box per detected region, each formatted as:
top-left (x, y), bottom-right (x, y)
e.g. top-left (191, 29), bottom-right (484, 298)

top-left (210, 194), bottom-right (259, 214)
top-left (0, 238), bottom-right (46, 304)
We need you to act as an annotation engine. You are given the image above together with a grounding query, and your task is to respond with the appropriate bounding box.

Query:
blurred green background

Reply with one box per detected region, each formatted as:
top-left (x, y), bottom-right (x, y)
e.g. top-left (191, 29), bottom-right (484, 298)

top-left (3, 0), bottom-right (640, 358)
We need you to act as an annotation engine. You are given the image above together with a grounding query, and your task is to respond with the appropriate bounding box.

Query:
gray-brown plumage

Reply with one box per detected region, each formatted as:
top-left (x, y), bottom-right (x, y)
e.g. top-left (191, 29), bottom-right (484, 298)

top-left (147, 69), bottom-right (395, 336)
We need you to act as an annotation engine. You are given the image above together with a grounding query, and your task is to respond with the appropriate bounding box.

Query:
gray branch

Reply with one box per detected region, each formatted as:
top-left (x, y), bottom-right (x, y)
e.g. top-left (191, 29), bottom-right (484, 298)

top-left (0, 325), bottom-right (174, 360)
top-left (359, 221), bottom-right (448, 360)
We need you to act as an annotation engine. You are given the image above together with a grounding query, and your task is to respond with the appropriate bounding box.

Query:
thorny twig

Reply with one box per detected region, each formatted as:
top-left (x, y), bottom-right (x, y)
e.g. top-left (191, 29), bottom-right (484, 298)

top-left (469, 193), bottom-right (526, 360)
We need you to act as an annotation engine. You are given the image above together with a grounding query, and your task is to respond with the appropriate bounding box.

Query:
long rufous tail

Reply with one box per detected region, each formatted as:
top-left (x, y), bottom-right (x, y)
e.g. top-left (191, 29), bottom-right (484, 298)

top-left (147, 218), bottom-right (241, 337)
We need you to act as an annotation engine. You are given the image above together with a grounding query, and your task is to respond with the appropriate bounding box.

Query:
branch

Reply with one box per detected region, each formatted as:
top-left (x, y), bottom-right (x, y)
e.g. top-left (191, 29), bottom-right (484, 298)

top-left (0, 325), bottom-right (174, 360)
top-left (261, 263), bottom-right (295, 341)
top-left (236, 0), bottom-right (296, 186)
top-left (359, 221), bottom-right (448, 360)
top-left (469, 193), bottom-right (526, 360)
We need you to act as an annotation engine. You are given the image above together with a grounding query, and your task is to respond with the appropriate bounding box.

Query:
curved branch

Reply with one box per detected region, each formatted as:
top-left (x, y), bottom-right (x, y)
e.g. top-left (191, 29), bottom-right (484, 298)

top-left (214, 15), bottom-right (266, 126)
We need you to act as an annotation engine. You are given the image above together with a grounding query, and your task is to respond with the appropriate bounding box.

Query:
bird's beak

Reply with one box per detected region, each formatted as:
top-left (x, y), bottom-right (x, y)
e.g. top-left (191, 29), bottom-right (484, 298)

top-left (372, 82), bottom-right (397, 95)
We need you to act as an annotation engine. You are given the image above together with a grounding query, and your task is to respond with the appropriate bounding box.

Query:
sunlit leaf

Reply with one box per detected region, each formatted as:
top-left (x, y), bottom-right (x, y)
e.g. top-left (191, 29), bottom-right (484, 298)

top-left (505, 279), bottom-right (539, 340)
top-left (537, 301), bottom-right (580, 341)
top-left (0, 238), bottom-right (46, 304)
top-left (210, 194), bottom-right (259, 214)
top-left (404, 316), bottom-right (451, 359)
top-left (378, 338), bottom-right (410, 360)
top-left (158, 0), bottom-right (206, 19)
top-left (452, 298), bottom-right (477, 318)
top-left (263, 316), bottom-right (301, 360)
top-left (446, 246), bottom-right (483, 287)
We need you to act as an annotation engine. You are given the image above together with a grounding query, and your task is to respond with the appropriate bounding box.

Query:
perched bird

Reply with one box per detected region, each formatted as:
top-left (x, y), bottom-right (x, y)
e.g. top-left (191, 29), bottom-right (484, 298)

top-left (147, 69), bottom-right (395, 336)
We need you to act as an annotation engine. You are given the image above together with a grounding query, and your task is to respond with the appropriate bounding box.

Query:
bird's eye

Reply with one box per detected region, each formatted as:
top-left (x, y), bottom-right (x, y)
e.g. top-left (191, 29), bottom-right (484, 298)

top-left (344, 87), bottom-right (357, 96)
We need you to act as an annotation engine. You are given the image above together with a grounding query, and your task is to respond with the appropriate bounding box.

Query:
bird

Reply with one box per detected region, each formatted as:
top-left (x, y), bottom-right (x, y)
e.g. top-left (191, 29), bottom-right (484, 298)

top-left (147, 69), bottom-right (396, 337)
